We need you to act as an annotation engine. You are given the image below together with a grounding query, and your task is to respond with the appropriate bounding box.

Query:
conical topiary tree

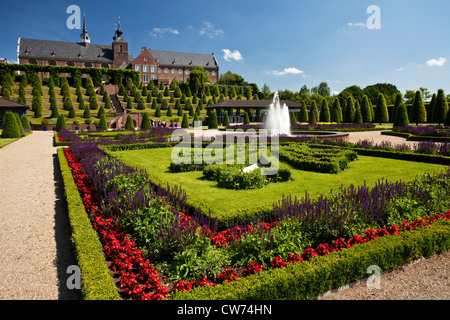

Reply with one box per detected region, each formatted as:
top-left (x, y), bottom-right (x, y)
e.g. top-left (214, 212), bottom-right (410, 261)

top-left (155, 106), bottom-right (161, 118)
top-left (244, 111), bottom-right (250, 125)
top-left (83, 105), bottom-right (91, 119)
top-left (97, 106), bottom-right (105, 119)
top-left (32, 95), bottom-right (43, 118)
top-left (68, 105), bottom-right (76, 118)
top-left (56, 115), bottom-right (68, 132)
top-left (167, 105), bottom-right (173, 117)
top-left (21, 115), bottom-right (31, 131)
top-left (181, 113), bottom-right (189, 128)
top-left (354, 102), bottom-right (363, 124)
top-left (374, 93), bottom-right (389, 125)
top-left (141, 112), bottom-right (151, 130)
top-left (308, 101), bottom-right (318, 124)
top-left (361, 95), bottom-right (372, 123)
top-left (1, 111), bottom-right (21, 138)
top-left (319, 99), bottom-right (330, 123)
top-left (98, 113), bottom-right (108, 130)
top-left (345, 97), bottom-right (355, 123)
top-left (125, 115), bottom-right (134, 130)
top-left (18, 84), bottom-right (26, 105)
top-left (427, 93), bottom-right (436, 123)
top-left (208, 109), bottom-right (218, 129)
top-left (432, 89), bottom-right (448, 125)
top-left (391, 93), bottom-right (403, 125)
top-left (330, 98), bottom-right (341, 124)
top-left (410, 90), bottom-right (427, 125)
top-left (222, 110), bottom-right (230, 127)
top-left (13, 113), bottom-right (24, 137)
top-left (393, 102), bottom-right (409, 127)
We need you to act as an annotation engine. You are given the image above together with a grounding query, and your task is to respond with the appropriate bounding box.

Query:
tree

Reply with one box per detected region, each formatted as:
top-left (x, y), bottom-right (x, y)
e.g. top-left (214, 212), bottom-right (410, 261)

top-left (89, 93), bottom-right (99, 110)
top-left (63, 96), bottom-right (73, 111)
top-left (345, 97), bottom-right (355, 123)
top-left (13, 113), bottom-right (24, 137)
top-left (364, 83), bottom-right (400, 105)
top-left (1, 112), bottom-right (21, 138)
top-left (50, 100), bottom-right (59, 118)
top-left (1, 87), bottom-right (11, 100)
top-left (155, 106), bottom-right (161, 118)
top-left (56, 115), bottom-right (68, 132)
top-left (318, 82), bottom-right (331, 97)
top-left (290, 112), bottom-right (297, 124)
top-left (32, 95), bottom-right (43, 118)
top-left (222, 111), bottom-right (230, 127)
top-left (330, 98), bottom-right (341, 124)
top-left (125, 115), bottom-right (134, 130)
top-left (261, 84), bottom-right (272, 99)
top-left (141, 112), bottom-right (151, 130)
top-left (299, 103), bottom-right (309, 123)
top-left (427, 93), bottom-right (436, 123)
top-left (361, 95), bottom-right (372, 123)
top-left (404, 90), bottom-right (416, 105)
top-left (181, 113), bottom-right (189, 128)
top-left (319, 99), bottom-right (330, 122)
top-left (83, 105), bottom-right (91, 119)
top-left (340, 85), bottom-right (364, 104)
top-left (391, 93), bottom-right (403, 125)
top-left (353, 101), bottom-right (363, 124)
top-left (127, 98), bottom-right (133, 110)
top-left (218, 71), bottom-right (245, 86)
top-left (432, 89), bottom-right (448, 125)
top-left (374, 93), bottom-right (389, 124)
top-left (18, 83), bottom-right (26, 104)
top-left (167, 105), bottom-right (173, 117)
top-left (243, 112), bottom-right (250, 125)
top-left (393, 102), bottom-right (409, 127)
top-left (97, 106), bottom-right (106, 119)
top-left (188, 66), bottom-right (211, 97)
top-left (419, 87), bottom-right (431, 102)
top-left (21, 115), bottom-right (31, 131)
top-left (68, 105), bottom-right (76, 118)
top-left (137, 97), bottom-right (146, 110)
top-left (410, 91), bottom-right (427, 125)
top-left (309, 101), bottom-right (318, 124)
top-left (98, 113), bottom-right (108, 130)
top-left (299, 85), bottom-right (310, 95)
top-left (208, 109), bottom-right (218, 129)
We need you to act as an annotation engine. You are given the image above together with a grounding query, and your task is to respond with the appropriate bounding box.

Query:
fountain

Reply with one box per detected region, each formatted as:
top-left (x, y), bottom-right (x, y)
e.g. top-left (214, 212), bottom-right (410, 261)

top-left (265, 91), bottom-right (291, 136)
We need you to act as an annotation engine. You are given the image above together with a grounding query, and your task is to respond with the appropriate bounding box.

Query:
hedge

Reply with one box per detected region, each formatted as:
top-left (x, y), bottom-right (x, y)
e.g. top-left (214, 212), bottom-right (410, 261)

top-left (58, 148), bottom-right (120, 300)
top-left (381, 131), bottom-right (450, 142)
top-left (171, 218), bottom-right (450, 300)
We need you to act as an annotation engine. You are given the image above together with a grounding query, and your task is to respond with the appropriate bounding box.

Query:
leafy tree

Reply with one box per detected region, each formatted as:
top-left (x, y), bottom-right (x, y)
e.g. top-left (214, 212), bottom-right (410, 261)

top-left (361, 95), bottom-right (372, 123)
top-left (125, 115), bottom-right (134, 130)
top-left (299, 85), bottom-right (310, 95)
top-left (318, 82), bottom-right (331, 97)
top-left (188, 66), bottom-right (211, 97)
top-left (340, 85), bottom-right (364, 104)
top-left (181, 113), bottom-right (189, 128)
top-left (299, 103), bottom-right (309, 123)
top-left (432, 89), bottom-right (448, 125)
top-left (410, 90), bottom-right (427, 125)
top-left (141, 112), bottom-right (151, 130)
top-left (404, 90), bottom-right (416, 105)
top-left (393, 102), bottom-right (409, 127)
top-left (374, 93), bottom-right (389, 124)
top-left (218, 71), bottom-right (245, 86)
top-left (319, 99), bottom-right (330, 122)
top-left (364, 83), bottom-right (400, 105)
top-left (1, 111), bottom-right (21, 138)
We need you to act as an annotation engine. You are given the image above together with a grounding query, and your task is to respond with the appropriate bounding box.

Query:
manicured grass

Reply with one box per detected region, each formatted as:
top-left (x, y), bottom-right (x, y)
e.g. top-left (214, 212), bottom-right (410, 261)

top-left (111, 147), bottom-right (449, 219)
top-left (0, 137), bottom-right (20, 148)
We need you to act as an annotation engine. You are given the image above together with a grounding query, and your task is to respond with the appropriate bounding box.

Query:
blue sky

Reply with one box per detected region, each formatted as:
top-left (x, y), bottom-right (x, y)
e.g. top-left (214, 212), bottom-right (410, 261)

top-left (1, 0), bottom-right (449, 97)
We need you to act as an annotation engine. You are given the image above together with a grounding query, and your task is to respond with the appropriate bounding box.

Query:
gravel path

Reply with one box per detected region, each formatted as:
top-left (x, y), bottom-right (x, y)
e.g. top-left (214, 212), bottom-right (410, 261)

top-left (0, 131), bottom-right (79, 300)
top-left (347, 130), bottom-right (420, 147)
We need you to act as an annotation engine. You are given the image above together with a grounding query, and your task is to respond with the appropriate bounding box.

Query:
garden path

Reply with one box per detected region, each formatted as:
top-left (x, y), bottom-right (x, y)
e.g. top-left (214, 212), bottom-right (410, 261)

top-left (0, 131), bottom-right (79, 300)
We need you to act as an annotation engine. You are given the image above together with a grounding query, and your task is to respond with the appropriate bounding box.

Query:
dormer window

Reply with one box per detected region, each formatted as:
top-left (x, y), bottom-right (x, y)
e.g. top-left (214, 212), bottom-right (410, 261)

top-left (25, 48), bottom-right (30, 54)
top-left (51, 51), bottom-right (56, 56)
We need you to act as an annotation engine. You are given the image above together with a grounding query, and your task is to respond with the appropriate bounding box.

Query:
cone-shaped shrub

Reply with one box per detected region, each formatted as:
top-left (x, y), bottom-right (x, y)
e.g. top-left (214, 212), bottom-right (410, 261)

top-left (1, 87), bottom-right (11, 100)
top-left (244, 111), bottom-right (250, 125)
top-left (152, 98), bottom-right (158, 110)
top-left (89, 93), bottom-right (99, 110)
top-left (432, 89), bottom-right (448, 125)
top-left (393, 102), bottom-right (409, 127)
top-left (361, 95), bottom-right (372, 123)
top-left (309, 101), bottom-right (318, 124)
top-left (32, 95), bottom-right (43, 118)
top-left (56, 115), bottom-right (68, 132)
top-left (98, 113), bottom-right (108, 130)
top-left (299, 103), bottom-right (309, 123)
top-left (1, 111), bottom-right (21, 138)
top-left (354, 102), bottom-right (363, 124)
top-left (18, 84), bottom-right (26, 105)
top-left (208, 109), bottom-right (218, 129)
top-left (125, 115), bottom-right (134, 130)
top-left (345, 97), bottom-right (355, 123)
top-left (222, 110), bottom-right (230, 126)
top-left (290, 111), bottom-right (297, 124)
top-left (410, 90), bottom-right (427, 125)
top-left (167, 105), bottom-right (173, 117)
top-left (330, 98), bottom-right (342, 124)
top-left (13, 113), bottom-right (24, 136)
top-left (141, 112), bottom-right (151, 130)
top-left (319, 99), bottom-right (330, 122)
top-left (21, 115), bottom-right (31, 131)
top-left (427, 93), bottom-right (436, 123)
top-left (155, 106), bottom-right (161, 117)
top-left (83, 105), bottom-right (91, 119)
top-left (138, 97), bottom-right (146, 110)
top-left (181, 113), bottom-right (189, 128)
top-left (50, 102), bottom-right (59, 118)
top-left (68, 105), bottom-right (76, 118)
top-left (97, 106), bottom-right (105, 119)
top-left (374, 93), bottom-right (389, 124)
top-left (391, 93), bottom-right (403, 125)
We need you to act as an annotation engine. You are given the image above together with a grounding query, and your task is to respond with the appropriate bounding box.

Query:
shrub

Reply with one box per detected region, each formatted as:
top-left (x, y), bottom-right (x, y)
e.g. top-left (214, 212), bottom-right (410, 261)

top-left (374, 93), bottom-right (389, 124)
top-left (83, 105), bottom-right (91, 119)
top-left (243, 112), bottom-right (250, 125)
top-left (166, 105), bottom-right (173, 117)
top-left (432, 89), bottom-right (448, 125)
top-left (410, 90), bottom-right (427, 125)
top-left (98, 113), bottom-right (108, 130)
top-left (181, 113), bottom-right (189, 128)
top-left (222, 111), bottom-right (230, 127)
top-left (56, 115), bottom-right (68, 132)
top-left (125, 115), bottom-right (134, 130)
top-left (32, 95), bottom-right (43, 118)
top-left (141, 113), bottom-right (151, 130)
top-left (21, 115), bottom-right (31, 131)
top-left (155, 106), bottom-right (161, 118)
top-left (319, 99), bottom-right (330, 122)
top-left (208, 109), bottom-right (218, 129)
top-left (393, 102), bottom-right (409, 127)
top-left (309, 101), bottom-right (318, 124)
top-left (68, 105), bottom-right (76, 118)
top-left (1, 111), bottom-right (21, 138)
top-left (299, 103), bottom-right (309, 123)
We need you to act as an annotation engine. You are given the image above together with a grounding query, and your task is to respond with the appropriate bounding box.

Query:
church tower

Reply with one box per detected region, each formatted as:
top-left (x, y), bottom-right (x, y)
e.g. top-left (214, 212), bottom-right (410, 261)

top-left (80, 13), bottom-right (90, 46)
top-left (112, 18), bottom-right (129, 68)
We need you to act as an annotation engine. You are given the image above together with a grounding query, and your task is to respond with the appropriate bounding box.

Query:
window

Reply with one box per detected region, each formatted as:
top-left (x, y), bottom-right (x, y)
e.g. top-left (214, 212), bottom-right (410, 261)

top-left (28, 59), bottom-right (37, 64)
top-left (158, 68), bottom-right (162, 73)
top-left (66, 61), bottom-right (74, 66)
top-left (212, 71), bottom-right (215, 76)
top-left (143, 75), bottom-right (149, 82)
top-left (135, 65), bottom-right (141, 71)
top-left (164, 68), bottom-right (168, 73)
top-left (48, 60), bottom-right (56, 66)
top-left (151, 65), bottom-right (156, 73)
top-left (171, 68), bottom-right (175, 74)
top-left (143, 65), bottom-right (149, 72)
top-left (186, 70), bottom-right (189, 75)
top-left (101, 63), bottom-right (109, 68)
top-left (144, 56), bottom-right (147, 61)
top-left (151, 75), bottom-right (157, 80)
top-left (84, 62), bottom-right (92, 68)
top-left (179, 69), bottom-right (182, 74)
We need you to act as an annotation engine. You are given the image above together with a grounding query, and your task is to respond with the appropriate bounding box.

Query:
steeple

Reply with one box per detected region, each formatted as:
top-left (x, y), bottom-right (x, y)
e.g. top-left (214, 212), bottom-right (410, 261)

top-left (113, 17), bottom-right (126, 43)
top-left (80, 13), bottom-right (90, 45)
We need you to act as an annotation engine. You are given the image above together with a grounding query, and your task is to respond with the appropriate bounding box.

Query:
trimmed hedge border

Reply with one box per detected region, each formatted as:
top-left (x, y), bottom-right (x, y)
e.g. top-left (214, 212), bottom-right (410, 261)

top-left (171, 218), bottom-right (450, 300)
top-left (382, 130), bottom-right (450, 142)
top-left (58, 148), bottom-right (121, 300)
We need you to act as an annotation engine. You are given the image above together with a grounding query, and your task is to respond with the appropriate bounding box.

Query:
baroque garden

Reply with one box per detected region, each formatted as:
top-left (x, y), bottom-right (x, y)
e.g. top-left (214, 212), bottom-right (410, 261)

top-left (1, 63), bottom-right (450, 300)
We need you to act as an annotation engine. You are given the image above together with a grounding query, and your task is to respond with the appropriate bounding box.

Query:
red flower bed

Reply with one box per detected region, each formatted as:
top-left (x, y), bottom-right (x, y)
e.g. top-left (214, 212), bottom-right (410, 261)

top-left (64, 148), bottom-right (450, 298)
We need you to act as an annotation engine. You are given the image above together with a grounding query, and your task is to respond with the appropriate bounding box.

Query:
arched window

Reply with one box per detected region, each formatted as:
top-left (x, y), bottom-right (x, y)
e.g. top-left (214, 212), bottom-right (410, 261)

top-left (101, 63), bottom-right (109, 69)
top-left (84, 62), bottom-right (92, 68)
top-left (28, 59), bottom-right (37, 64)
top-left (48, 60), bottom-right (56, 66)
top-left (66, 61), bottom-right (75, 66)
top-left (120, 45), bottom-right (123, 53)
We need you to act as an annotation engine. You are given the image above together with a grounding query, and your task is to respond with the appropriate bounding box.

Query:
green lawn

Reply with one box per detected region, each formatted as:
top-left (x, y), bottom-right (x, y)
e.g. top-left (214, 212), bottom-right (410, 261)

top-left (111, 147), bottom-right (449, 221)
top-left (0, 137), bottom-right (19, 148)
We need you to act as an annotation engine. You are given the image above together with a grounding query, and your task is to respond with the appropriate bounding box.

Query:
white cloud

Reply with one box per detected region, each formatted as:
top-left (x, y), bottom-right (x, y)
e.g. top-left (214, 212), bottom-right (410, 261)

top-left (222, 49), bottom-right (243, 62)
top-left (396, 67), bottom-right (404, 72)
top-left (199, 22), bottom-right (224, 38)
top-left (426, 57), bottom-right (447, 67)
top-left (149, 27), bottom-right (179, 37)
top-left (331, 91), bottom-right (340, 96)
top-left (267, 67), bottom-right (305, 76)
top-left (347, 22), bottom-right (366, 28)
